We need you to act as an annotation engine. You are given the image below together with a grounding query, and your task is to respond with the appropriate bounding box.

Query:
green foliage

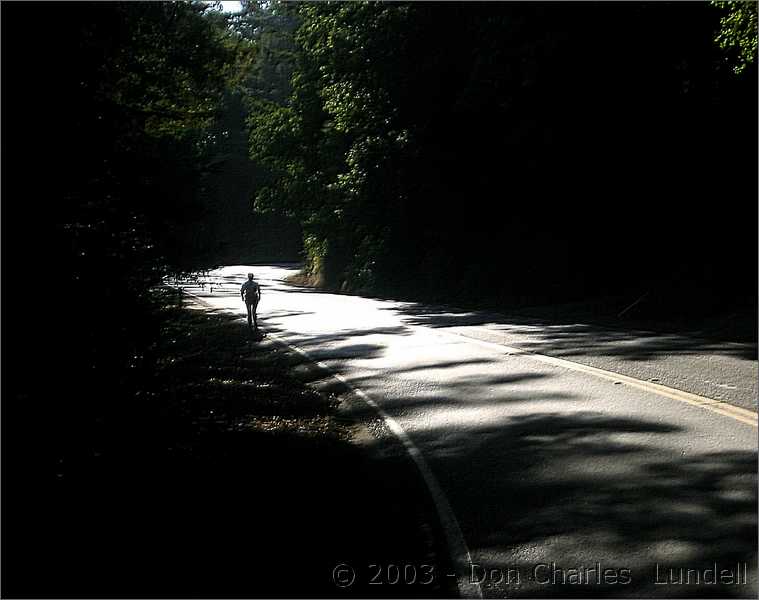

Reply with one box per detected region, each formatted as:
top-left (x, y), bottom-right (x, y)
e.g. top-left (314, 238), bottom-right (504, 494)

top-left (104, 4), bottom-right (232, 136)
top-left (86, 2), bottom-right (254, 146)
top-left (712, 1), bottom-right (758, 73)
top-left (65, 2), bottom-right (257, 274)
top-left (242, 1), bottom-right (756, 302)
top-left (243, 2), bottom-right (413, 288)
top-left (3, 0), bottom-right (258, 489)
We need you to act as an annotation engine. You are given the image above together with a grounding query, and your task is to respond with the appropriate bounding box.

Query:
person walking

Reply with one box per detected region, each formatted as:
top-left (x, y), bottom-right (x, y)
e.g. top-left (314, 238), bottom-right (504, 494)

top-left (240, 272), bottom-right (261, 330)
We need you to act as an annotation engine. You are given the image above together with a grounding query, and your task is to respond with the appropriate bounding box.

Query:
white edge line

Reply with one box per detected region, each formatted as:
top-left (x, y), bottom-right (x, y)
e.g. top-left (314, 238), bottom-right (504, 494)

top-left (265, 331), bottom-right (483, 600)
top-left (180, 289), bottom-right (482, 599)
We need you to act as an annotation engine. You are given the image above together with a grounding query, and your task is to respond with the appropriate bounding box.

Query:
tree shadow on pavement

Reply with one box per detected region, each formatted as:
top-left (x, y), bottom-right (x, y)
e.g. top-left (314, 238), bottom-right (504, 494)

top-left (408, 412), bottom-right (757, 598)
top-left (386, 302), bottom-right (757, 362)
top-left (213, 287), bottom-right (757, 598)
top-left (247, 317), bottom-right (757, 598)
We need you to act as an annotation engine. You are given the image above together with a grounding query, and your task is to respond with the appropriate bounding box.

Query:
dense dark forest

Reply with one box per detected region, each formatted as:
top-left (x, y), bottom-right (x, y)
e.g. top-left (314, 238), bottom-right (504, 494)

top-left (248, 1), bottom-right (756, 315)
top-left (1, 2), bottom-right (279, 594)
top-left (1, 0), bottom-right (756, 596)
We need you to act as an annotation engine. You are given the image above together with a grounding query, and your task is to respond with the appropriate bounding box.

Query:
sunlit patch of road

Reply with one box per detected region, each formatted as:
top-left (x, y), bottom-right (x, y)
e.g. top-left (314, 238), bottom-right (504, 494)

top-left (177, 264), bottom-right (757, 599)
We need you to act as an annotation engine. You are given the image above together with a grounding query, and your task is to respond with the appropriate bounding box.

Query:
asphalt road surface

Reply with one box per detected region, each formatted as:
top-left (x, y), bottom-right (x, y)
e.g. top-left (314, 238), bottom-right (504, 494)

top-left (180, 264), bottom-right (757, 599)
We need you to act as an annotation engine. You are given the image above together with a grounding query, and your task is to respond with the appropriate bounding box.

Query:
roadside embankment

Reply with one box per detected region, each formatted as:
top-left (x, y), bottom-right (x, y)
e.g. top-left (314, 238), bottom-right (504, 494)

top-left (5, 294), bottom-right (455, 598)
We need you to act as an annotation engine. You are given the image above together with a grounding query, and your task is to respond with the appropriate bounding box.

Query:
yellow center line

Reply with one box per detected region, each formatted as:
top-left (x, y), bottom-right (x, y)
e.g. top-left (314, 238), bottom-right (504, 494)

top-left (441, 326), bottom-right (758, 428)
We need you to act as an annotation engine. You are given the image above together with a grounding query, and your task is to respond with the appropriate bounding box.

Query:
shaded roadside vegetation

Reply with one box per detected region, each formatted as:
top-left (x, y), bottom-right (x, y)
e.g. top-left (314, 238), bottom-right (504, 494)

top-left (2, 0), bottom-right (298, 500)
top-left (2, 4), bottom-right (237, 593)
top-left (246, 1), bottom-right (756, 330)
top-left (3, 294), bottom-right (455, 598)
top-left (0, 3), bottom-right (450, 586)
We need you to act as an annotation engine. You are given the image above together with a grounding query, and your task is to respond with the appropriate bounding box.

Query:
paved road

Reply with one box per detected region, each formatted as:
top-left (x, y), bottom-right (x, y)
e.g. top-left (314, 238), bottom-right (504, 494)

top-left (180, 264), bottom-right (757, 599)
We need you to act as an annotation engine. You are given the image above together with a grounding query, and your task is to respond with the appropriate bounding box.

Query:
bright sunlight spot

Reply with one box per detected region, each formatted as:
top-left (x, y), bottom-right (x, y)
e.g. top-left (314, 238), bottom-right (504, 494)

top-left (218, 1), bottom-right (242, 13)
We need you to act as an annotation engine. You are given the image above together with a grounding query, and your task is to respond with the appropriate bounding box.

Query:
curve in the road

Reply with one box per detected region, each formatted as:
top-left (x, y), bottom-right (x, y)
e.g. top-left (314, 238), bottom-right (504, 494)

top-left (181, 288), bottom-right (482, 598)
top-left (266, 330), bottom-right (484, 600)
top-left (179, 270), bottom-right (757, 599)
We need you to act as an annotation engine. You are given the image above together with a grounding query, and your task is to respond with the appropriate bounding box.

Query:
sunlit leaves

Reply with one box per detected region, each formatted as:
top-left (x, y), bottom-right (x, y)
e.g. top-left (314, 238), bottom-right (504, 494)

top-left (242, 1), bottom-right (417, 285)
top-left (101, 1), bottom-right (248, 139)
top-left (711, 1), bottom-right (758, 74)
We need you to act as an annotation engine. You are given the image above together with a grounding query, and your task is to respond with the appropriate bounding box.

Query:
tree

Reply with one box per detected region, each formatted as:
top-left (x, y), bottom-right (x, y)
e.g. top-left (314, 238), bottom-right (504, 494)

top-left (712, 1), bottom-right (758, 73)
top-left (2, 0), bottom-right (255, 549)
top-left (243, 1), bottom-right (756, 311)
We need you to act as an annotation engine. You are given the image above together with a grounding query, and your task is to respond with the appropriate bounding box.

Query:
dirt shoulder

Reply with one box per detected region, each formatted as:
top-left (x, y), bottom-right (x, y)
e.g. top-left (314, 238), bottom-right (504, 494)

top-left (6, 296), bottom-right (456, 598)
